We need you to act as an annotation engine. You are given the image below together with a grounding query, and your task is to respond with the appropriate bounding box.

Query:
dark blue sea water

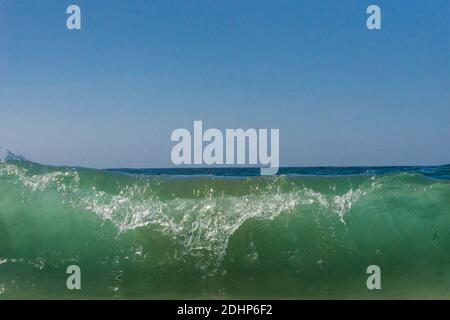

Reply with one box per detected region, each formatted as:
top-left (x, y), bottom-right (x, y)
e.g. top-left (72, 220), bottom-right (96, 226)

top-left (108, 164), bottom-right (450, 180)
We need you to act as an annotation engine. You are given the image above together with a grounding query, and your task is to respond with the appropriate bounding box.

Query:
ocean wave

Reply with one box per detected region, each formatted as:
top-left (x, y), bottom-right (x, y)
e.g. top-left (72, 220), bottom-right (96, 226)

top-left (1, 160), bottom-right (450, 298)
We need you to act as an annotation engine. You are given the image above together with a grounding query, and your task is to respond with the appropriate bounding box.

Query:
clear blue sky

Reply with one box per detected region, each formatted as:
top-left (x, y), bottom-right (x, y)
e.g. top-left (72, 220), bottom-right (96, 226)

top-left (0, 0), bottom-right (449, 168)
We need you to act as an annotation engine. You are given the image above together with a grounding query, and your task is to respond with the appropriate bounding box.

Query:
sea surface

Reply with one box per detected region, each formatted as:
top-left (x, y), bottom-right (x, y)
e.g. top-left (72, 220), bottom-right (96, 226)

top-left (1, 157), bottom-right (449, 299)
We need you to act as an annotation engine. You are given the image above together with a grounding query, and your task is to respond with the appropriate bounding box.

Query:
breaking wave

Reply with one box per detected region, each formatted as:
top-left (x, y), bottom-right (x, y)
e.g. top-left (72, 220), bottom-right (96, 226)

top-left (1, 159), bottom-right (449, 298)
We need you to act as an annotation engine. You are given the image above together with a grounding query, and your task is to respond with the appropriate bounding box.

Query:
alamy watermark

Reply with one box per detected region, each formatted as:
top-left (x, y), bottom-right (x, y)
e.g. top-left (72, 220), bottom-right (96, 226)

top-left (66, 5), bottom-right (81, 30)
top-left (66, 265), bottom-right (81, 290)
top-left (65, 4), bottom-right (381, 31)
top-left (171, 121), bottom-right (279, 175)
top-left (366, 265), bottom-right (381, 290)
top-left (366, 5), bottom-right (381, 30)
top-left (59, 263), bottom-right (379, 292)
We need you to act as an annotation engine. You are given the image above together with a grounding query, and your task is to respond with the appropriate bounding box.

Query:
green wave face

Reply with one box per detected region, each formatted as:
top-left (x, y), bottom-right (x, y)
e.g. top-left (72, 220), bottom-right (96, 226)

top-left (1, 161), bottom-right (450, 299)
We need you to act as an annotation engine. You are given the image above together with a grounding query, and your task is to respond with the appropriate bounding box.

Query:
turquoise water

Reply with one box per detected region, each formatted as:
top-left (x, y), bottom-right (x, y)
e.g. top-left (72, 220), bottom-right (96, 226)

top-left (1, 158), bottom-right (450, 299)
